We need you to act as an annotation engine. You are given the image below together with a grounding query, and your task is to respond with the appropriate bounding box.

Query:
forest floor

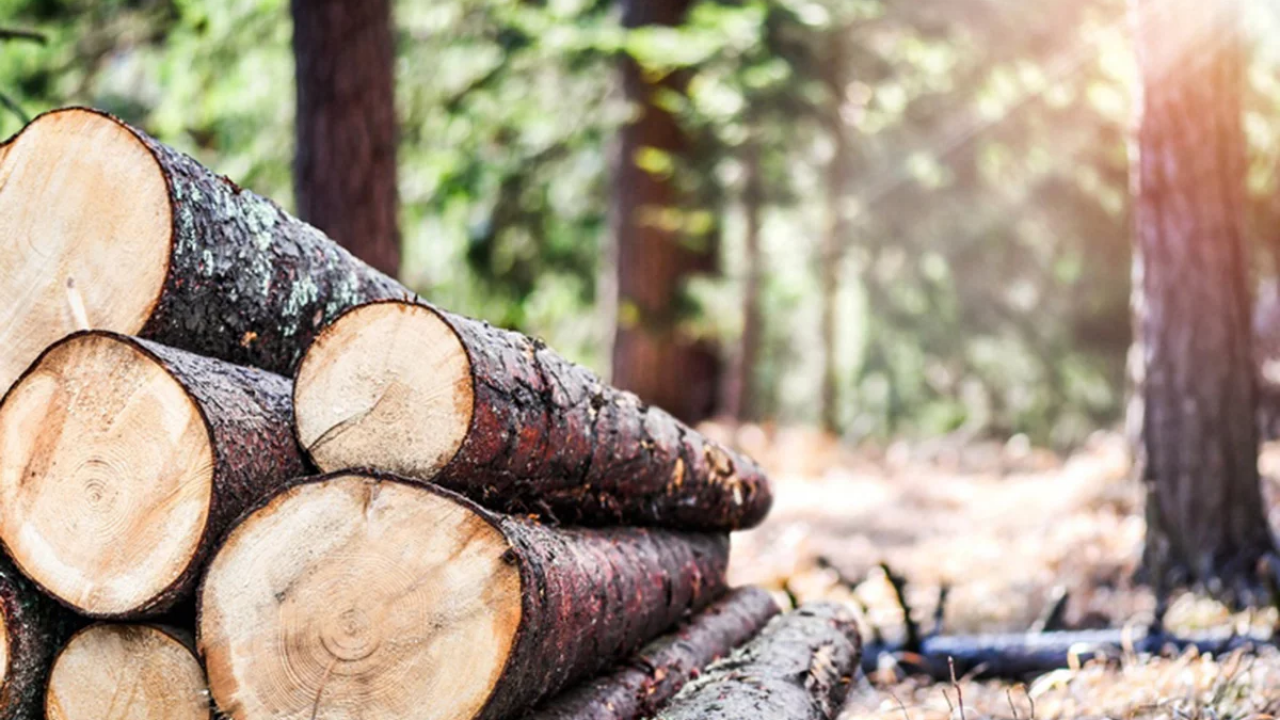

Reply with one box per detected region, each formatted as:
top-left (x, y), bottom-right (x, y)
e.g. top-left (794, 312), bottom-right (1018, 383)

top-left (718, 425), bottom-right (1280, 719)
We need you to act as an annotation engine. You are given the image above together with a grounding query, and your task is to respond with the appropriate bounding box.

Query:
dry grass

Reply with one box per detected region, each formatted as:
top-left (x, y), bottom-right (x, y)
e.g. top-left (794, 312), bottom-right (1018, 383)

top-left (710, 424), bottom-right (1280, 718)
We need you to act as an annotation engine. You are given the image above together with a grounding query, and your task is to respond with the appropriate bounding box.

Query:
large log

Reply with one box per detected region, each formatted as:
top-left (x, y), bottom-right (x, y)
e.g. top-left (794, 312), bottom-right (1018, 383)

top-left (652, 603), bottom-right (861, 720)
top-left (198, 471), bottom-right (729, 720)
top-left (0, 107), bottom-right (403, 395)
top-left (46, 624), bottom-right (210, 720)
top-left (0, 554), bottom-right (78, 720)
top-left (293, 300), bottom-right (772, 531)
top-left (0, 331), bottom-right (306, 617)
top-left (525, 586), bottom-right (779, 720)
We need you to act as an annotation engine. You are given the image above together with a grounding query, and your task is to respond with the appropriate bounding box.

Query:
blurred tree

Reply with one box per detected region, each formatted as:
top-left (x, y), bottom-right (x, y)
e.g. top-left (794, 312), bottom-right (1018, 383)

top-left (1131, 0), bottom-right (1275, 600)
top-left (819, 24), bottom-right (851, 433)
top-left (291, 0), bottom-right (400, 275)
top-left (610, 0), bottom-right (720, 423)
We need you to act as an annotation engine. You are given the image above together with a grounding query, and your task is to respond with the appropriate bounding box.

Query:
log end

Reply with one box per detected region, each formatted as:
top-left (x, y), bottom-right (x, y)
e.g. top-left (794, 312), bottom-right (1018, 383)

top-left (46, 624), bottom-right (210, 720)
top-left (0, 107), bottom-right (172, 395)
top-left (0, 331), bottom-right (214, 616)
top-left (198, 472), bottom-right (521, 720)
top-left (294, 301), bottom-right (473, 479)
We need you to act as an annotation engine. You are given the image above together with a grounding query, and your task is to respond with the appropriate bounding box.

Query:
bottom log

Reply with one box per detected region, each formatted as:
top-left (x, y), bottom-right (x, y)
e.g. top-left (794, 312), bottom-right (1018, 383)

top-left (525, 586), bottom-right (780, 720)
top-left (198, 472), bottom-right (728, 720)
top-left (653, 602), bottom-right (862, 720)
top-left (0, 555), bottom-right (77, 720)
top-left (46, 624), bottom-right (210, 720)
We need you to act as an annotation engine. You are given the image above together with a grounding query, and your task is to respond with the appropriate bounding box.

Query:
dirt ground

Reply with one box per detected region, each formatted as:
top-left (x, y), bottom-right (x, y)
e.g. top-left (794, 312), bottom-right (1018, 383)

top-left (714, 425), bottom-right (1280, 719)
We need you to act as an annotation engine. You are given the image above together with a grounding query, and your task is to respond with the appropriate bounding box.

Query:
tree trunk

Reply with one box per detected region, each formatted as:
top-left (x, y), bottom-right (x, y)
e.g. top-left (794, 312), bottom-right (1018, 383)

top-left (819, 30), bottom-right (852, 435)
top-left (0, 554), bottom-right (78, 720)
top-left (0, 331), bottom-right (306, 618)
top-left (1131, 0), bottom-right (1275, 599)
top-left (199, 472), bottom-right (729, 720)
top-left (291, 0), bottom-right (400, 277)
top-left (46, 624), bottom-right (209, 720)
top-left (0, 108), bottom-right (404, 396)
top-left (524, 586), bottom-right (779, 720)
top-left (652, 603), bottom-right (861, 720)
top-left (611, 0), bottom-right (720, 425)
top-left (293, 300), bottom-right (773, 531)
top-left (724, 141), bottom-right (765, 422)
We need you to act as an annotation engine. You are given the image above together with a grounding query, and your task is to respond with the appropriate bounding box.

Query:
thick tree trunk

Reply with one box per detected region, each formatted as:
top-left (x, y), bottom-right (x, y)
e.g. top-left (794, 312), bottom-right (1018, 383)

top-left (0, 108), bottom-right (404, 396)
top-left (1131, 0), bottom-right (1274, 599)
top-left (819, 31), bottom-right (852, 435)
top-left (525, 586), bottom-right (779, 720)
top-left (291, 0), bottom-right (400, 277)
top-left (653, 603), bottom-right (861, 720)
top-left (0, 555), bottom-right (78, 720)
top-left (0, 331), bottom-right (306, 618)
top-left (199, 472), bottom-right (729, 720)
top-left (46, 624), bottom-right (209, 720)
top-left (294, 300), bottom-right (772, 531)
top-left (611, 0), bottom-right (720, 424)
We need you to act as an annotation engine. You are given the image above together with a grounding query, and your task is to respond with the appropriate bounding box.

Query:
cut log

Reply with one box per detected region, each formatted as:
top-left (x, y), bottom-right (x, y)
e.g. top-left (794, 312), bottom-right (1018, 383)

top-left (652, 602), bottom-right (861, 720)
top-left (0, 107), bottom-right (404, 395)
top-left (525, 586), bottom-right (779, 720)
top-left (293, 300), bottom-right (772, 531)
top-left (0, 331), bottom-right (307, 617)
top-left (198, 471), bottom-right (728, 720)
top-left (0, 554), bottom-right (78, 720)
top-left (46, 624), bottom-right (210, 720)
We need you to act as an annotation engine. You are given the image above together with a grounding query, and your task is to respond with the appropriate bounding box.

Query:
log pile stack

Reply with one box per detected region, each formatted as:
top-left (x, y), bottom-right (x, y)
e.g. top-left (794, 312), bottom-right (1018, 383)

top-left (0, 107), bottom-right (861, 719)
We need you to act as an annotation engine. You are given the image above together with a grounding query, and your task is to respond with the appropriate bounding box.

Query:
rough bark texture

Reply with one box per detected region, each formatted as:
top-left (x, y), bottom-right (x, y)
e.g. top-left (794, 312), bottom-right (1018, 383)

top-left (339, 300), bottom-right (773, 530)
top-left (653, 602), bottom-right (861, 720)
top-left (0, 554), bottom-right (77, 720)
top-left (291, 0), bottom-right (400, 276)
top-left (485, 505), bottom-right (730, 720)
top-left (70, 109), bottom-right (406, 375)
top-left (1131, 0), bottom-right (1273, 599)
top-left (524, 586), bottom-right (779, 720)
top-left (95, 333), bottom-right (306, 616)
top-left (611, 0), bottom-right (720, 424)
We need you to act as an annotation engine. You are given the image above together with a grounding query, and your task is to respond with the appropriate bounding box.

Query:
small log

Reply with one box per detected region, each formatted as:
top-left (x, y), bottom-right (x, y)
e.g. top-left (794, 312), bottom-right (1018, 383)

top-left (652, 602), bottom-right (862, 720)
top-left (0, 331), bottom-right (306, 617)
top-left (0, 554), bottom-right (78, 720)
top-left (198, 471), bottom-right (729, 720)
top-left (293, 300), bottom-right (772, 531)
top-left (0, 107), bottom-right (404, 395)
top-left (46, 624), bottom-right (210, 720)
top-left (525, 586), bottom-right (780, 720)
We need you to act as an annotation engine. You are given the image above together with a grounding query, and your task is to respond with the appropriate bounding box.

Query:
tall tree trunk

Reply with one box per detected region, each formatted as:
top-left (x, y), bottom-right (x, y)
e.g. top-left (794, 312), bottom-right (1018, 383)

top-left (611, 0), bottom-right (719, 424)
top-left (1132, 0), bottom-right (1275, 600)
top-left (291, 0), bottom-right (400, 277)
top-left (725, 140), bottom-right (764, 422)
top-left (820, 30), bottom-right (851, 434)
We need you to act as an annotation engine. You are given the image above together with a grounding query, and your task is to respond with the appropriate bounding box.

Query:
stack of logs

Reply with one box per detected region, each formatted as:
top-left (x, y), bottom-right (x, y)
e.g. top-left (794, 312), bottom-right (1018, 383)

top-left (0, 107), bottom-right (862, 719)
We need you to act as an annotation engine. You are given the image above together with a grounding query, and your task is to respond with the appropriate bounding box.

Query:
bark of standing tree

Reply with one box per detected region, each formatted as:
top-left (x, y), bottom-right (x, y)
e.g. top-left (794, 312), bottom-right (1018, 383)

top-left (820, 30), bottom-right (852, 434)
top-left (1132, 0), bottom-right (1276, 600)
top-left (611, 0), bottom-right (720, 424)
top-left (291, 0), bottom-right (400, 276)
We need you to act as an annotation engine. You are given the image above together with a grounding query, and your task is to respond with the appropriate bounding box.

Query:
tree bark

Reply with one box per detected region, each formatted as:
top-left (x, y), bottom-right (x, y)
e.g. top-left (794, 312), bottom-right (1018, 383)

top-left (0, 108), bottom-right (404, 393)
top-left (0, 331), bottom-right (306, 618)
top-left (0, 554), bottom-right (78, 720)
top-left (1131, 0), bottom-right (1274, 599)
top-left (291, 0), bottom-right (400, 277)
top-left (611, 0), bottom-right (720, 424)
top-left (199, 472), bottom-right (729, 720)
top-left (524, 586), bottom-right (779, 720)
top-left (652, 602), bottom-right (861, 720)
top-left (294, 300), bottom-right (773, 531)
top-left (724, 141), bottom-right (765, 422)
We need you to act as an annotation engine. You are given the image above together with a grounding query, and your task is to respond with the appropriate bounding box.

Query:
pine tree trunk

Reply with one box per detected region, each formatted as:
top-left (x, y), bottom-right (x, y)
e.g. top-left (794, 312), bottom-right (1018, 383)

top-left (524, 586), bottom-right (779, 720)
top-left (294, 300), bottom-right (773, 531)
top-left (611, 0), bottom-right (720, 424)
top-left (819, 31), bottom-right (851, 434)
top-left (0, 555), bottom-right (78, 720)
top-left (652, 603), bottom-right (861, 720)
top-left (725, 141), bottom-right (765, 422)
top-left (1132, 0), bottom-right (1275, 599)
top-left (199, 472), bottom-right (729, 720)
top-left (291, 0), bottom-right (400, 277)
